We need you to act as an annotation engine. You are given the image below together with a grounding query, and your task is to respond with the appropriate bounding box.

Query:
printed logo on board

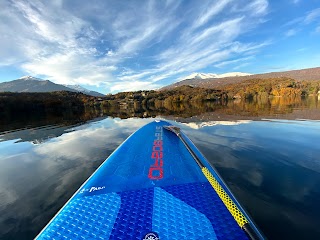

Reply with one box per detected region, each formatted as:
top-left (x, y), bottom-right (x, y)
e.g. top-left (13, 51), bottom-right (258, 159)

top-left (79, 186), bottom-right (105, 194)
top-left (148, 126), bottom-right (164, 180)
top-left (142, 232), bottom-right (160, 240)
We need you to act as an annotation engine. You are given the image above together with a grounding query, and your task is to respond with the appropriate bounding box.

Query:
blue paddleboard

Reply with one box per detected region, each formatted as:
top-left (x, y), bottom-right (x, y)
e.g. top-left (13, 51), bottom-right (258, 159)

top-left (36, 120), bottom-right (264, 240)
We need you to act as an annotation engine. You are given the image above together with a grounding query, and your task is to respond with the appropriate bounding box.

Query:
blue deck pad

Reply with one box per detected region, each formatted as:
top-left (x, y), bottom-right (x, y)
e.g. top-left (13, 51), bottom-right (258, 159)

top-left (153, 187), bottom-right (217, 239)
top-left (38, 182), bottom-right (248, 240)
top-left (109, 188), bottom-right (154, 240)
top-left (37, 193), bottom-right (121, 240)
top-left (162, 182), bottom-right (249, 240)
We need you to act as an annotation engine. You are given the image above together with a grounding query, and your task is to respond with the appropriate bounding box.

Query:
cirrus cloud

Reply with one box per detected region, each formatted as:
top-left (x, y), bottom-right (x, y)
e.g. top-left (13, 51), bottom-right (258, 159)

top-left (1, 0), bottom-right (271, 93)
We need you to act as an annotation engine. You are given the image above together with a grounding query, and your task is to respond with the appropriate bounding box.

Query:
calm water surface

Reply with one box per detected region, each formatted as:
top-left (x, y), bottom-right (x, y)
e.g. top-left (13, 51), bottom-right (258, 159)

top-left (1, 104), bottom-right (320, 239)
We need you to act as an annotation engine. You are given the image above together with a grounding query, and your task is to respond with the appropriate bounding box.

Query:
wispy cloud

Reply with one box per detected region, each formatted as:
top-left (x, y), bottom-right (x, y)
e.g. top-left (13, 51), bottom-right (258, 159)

top-left (232, 62), bottom-right (251, 70)
top-left (0, 0), bottom-right (270, 92)
top-left (190, 0), bottom-right (232, 30)
top-left (284, 8), bottom-right (320, 26)
top-left (110, 80), bottom-right (160, 93)
top-left (304, 8), bottom-right (320, 24)
top-left (214, 56), bottom-right (254, 68)
top-left (283, 8), bottom-right (320, 37)
top-left (285, 28), bottom-right (299, 37)
top-left (0, 0), bottom-right (112, 85)
top-left (297, 48), bottom-right (308, 52)
top-left (120, 0), bottom-right (269, 88)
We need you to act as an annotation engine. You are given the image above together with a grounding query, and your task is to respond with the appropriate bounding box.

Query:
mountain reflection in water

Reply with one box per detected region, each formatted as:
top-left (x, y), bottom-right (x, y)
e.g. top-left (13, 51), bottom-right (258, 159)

top-left (0, 97), bottom-right (320, 240)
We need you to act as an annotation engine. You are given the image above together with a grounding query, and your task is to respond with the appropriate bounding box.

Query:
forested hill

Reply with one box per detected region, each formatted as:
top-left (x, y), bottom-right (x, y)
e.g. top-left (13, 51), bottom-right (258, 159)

top-left (1, 77), bottom-right (320, 119)
top-left (219, 77), bottom-right (320, 99)
top-left (154, 77), bottom-right (320, 101)
top-left (163, 67), bottom-right (320, 90)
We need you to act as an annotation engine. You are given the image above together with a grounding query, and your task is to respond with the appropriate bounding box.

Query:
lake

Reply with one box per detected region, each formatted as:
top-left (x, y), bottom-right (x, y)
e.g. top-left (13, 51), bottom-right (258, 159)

top-left (0, 97), bottom-right (320, 239)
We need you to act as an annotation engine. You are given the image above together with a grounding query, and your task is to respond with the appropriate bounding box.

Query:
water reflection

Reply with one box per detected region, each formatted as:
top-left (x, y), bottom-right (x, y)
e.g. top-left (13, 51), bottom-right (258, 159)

top-left (0, 118), bottom-right (152, 239)
top-left (0, 98), bottom-right (320, 239)
top-left (1, 96), bottom-right (320, 135)
top-left (178, 120), bottom-right (320, 239)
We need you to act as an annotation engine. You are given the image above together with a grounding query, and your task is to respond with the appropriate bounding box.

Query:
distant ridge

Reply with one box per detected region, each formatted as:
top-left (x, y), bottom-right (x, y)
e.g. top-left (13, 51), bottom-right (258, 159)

top-left (0, 76), bottom-right (105, 97)
top-left (162, 67), bottom-right (320, 90)
top-left (18, 76), bottom-right (43, 81)
top-left (183, 72), bottom-right (252, 80)
top-left (64, 84), bottom-right (105, 97)
top-left (0, 77), bottom-right (74, 92)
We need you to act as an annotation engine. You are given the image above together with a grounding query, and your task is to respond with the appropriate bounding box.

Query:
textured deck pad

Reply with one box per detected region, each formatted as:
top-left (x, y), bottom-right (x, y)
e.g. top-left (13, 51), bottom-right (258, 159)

top-left (37, 121), bottom-right (249, 240)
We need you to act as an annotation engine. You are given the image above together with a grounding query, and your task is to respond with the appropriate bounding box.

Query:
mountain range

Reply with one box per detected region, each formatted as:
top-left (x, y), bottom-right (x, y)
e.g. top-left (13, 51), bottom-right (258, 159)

top-left (164, 67), bottom-right (320, 90)
top-left (0, 76), bottom-right (105, 97)
top-left (2, 67), bottom-right (320, 96)
top-left (183, 72), bottom-right (252, 80)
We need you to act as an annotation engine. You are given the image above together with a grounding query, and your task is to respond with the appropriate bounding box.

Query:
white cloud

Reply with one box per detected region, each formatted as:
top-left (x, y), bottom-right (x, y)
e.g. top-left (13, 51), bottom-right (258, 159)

top-left (0, 0), bottom-right (120, 87)
top-left (304, 8), bottom-right (320, 24)
top-left (214, 56), bottom-right (254, 68)
top-left (1, 0), bottom-right (270, 93)
top-left (232, 62), bottom-right (251, 70)
top-left (110, 80), bottom-right (160, 93)
top-left (191, 0), bottom-right (232, 29)
top-left (297, 48), bottom-right (308, 52)
top-left (285, 28), bottom-right (299, 37)
top-left (284, 8), bottom-right (320, 28)
top-left (282, 8), bottom-right (320, 40)
top-left (245, 0), bottom-right (269, 16)
top-left (107, 50), bottom-right (115, 57)
top-left (22, 51), bottom-right (117, 86)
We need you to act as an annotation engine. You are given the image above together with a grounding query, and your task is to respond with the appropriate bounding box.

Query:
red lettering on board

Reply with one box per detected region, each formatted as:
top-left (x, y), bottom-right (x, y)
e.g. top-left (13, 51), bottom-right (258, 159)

top-left (153, 140), bottom-right (162, 146)
top-left (148, 167), bottom-right (163, 179)
top-left (152, 145), bottom-right (163, 152)
top-left (151, 151), bottom-right (163, 159)
top-left (148, 126), bottom-right (164, 179)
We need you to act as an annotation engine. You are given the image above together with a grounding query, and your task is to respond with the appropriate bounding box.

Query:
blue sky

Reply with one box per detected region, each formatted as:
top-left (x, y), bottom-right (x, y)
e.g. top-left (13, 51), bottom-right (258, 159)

top-left (0, 0), bottom-right (320, 94)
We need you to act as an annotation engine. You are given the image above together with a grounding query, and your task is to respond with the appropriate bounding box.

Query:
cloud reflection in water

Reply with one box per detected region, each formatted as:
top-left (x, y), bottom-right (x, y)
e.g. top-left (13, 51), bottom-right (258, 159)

top-left (179, 120), bottom-right (320, 239)
top-left (0, 117), bottom-right (152, 239)
top-left (0, 117), bottom-right (320, 239)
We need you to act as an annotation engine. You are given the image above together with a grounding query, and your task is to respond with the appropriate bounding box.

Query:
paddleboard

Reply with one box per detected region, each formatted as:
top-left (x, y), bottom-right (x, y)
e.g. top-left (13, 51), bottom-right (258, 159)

top-left (36, 120), bottom-right (264, 240)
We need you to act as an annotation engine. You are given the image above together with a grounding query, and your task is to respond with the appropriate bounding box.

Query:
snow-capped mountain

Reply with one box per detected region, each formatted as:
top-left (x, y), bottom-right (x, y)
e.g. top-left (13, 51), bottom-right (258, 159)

top-left (64, 84), bottom-right (89, 92)
top-left (184, 73), bottom-right (219, 79)
top-left (183, 72), bottom-right (252, 80)
top-left (64, 84), bottom-right (105, 97)
top-left (0, 77), bottom-right (105, 97)
top-left (0, 77), bottom-right (74, 93)
top-left (19, 76), bottom-right (44, 81)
